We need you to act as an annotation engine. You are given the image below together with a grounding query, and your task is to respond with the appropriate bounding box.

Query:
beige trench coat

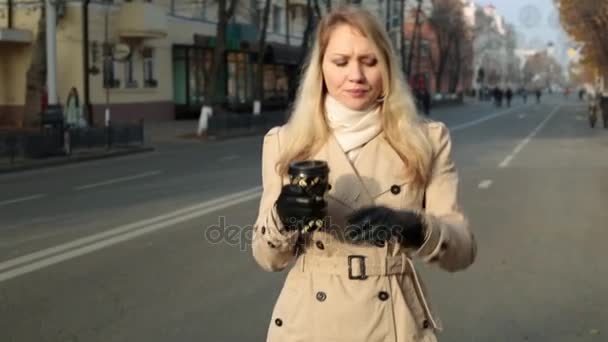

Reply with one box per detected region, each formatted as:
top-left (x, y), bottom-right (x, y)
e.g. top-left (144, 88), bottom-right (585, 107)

top-left (252, 121), bottom-right (476, 342)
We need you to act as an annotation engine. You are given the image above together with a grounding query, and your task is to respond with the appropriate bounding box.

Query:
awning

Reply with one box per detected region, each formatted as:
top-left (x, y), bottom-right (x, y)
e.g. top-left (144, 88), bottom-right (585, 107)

top-left (265, 42), bottom-right (302, 65)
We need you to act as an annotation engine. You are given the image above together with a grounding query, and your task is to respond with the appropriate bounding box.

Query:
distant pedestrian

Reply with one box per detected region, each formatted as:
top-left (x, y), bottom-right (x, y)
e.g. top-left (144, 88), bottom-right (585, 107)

top-left (420, 87), bottom-right (431, 116)
top-left (506, 87), bottom-right (513, 107)
top-left (535, 89), bottom-right (542, 104)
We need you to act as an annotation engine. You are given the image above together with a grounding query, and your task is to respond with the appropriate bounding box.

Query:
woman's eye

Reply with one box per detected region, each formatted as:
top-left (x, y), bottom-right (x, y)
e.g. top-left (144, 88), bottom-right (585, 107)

top-left (333, 61), bottom-right (347, 67)
top-left (362, 59), bottom-right (377, 66)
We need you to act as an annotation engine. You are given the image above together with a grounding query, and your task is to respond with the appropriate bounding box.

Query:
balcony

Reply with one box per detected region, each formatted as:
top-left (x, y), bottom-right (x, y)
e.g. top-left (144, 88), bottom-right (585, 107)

top-left (0, 28), bottom-right (33, 44)
top-left (117, 1), bottom-right (168, 39)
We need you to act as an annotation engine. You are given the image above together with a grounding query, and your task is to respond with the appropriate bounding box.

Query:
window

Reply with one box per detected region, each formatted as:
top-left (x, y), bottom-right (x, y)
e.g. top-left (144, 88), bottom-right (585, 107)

top-left (420, 39), bottom-right (430, 57)
top-left (124, 54), bottom-right (137, 88)
top-left (263, 65), bottom-right (288, 101)
top-left (227, 52), bottom-right (253, 104)
top-left (142, 47), bottom-right (157, 88)
top-left (273, 5), bottom-right (282, 33)
top-left (188, 48), bottom-right (212, 105)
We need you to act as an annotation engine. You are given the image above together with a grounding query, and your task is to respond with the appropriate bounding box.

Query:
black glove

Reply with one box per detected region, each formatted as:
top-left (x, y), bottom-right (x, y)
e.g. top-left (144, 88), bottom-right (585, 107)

top-left (346, 206), bottom-right (426, 248)
top-left (275, 184), bottom-right (327, 232)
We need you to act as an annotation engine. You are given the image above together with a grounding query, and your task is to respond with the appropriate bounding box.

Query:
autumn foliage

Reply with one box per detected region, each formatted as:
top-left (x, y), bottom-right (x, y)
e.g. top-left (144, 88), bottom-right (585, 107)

top-left (556, 0), bottom-right (608, 78)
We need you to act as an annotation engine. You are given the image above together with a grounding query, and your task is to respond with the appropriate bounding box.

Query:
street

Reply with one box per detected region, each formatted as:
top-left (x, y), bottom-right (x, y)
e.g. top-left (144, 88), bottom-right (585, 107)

top-left (1, 96), bottom-right (607, 341)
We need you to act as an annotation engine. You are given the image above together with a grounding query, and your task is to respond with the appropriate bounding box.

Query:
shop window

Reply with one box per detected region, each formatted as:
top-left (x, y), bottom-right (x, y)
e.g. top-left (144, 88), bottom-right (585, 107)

top-left (188, 48), bottom-right (212, 105)
top-left (227, 52), bottom-right (253, 104)
top-left (263, 64), bottom-right (288, 101)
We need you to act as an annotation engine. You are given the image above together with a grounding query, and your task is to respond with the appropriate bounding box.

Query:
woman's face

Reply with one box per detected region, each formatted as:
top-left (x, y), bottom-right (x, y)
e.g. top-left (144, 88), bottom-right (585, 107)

top-left (322, 24), bottom-right (384, 111)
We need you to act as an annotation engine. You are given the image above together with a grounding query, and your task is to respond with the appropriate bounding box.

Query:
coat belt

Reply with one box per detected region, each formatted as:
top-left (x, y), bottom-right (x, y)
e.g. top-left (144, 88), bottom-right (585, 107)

top-left (296, 253), bottom-right (411, 279)
top-left (295, 253), bottom-right (443, 331)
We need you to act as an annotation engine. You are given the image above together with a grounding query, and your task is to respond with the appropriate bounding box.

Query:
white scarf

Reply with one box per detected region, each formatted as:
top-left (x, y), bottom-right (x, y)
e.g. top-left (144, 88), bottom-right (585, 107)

top-left (325, 95), bottom-right (382, 162)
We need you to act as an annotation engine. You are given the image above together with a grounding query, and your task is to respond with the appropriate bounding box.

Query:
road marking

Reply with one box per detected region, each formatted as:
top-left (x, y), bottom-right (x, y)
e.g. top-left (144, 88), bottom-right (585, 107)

top-left (451, 106), bottom-right (521, 131)
top-left (478, 180), bottom-right (493, 189)
top-left (74, 171), bottom-right (162, 191)
top-left (498, 106), bottom-right (561, 168)
top-left (0, 194), bottom-right (46, 207)
top-left (518, 114), bottom-right (526, 119)
top-left (0, 186), bottom-right (262, 282)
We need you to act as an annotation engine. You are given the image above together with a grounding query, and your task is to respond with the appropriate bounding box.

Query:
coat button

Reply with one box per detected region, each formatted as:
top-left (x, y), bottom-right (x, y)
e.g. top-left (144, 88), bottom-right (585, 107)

top-left (328, 184), bottom-right (332, 191)
top-left (275, 318), bottom-right (283, 327)
top-left (316, 291), bottom-right (327, 302)
top-left (315, 241), bottom-right (325, 250)
top-left (422, 319), bottom-right (430, 329)
top-left (267, 241), bottom-right (276, 248)
top-left (378, 291), bottom-right (389, 301)
top-left (261, 226), bottom-right (266, 235)
top-left (440, 241), bottom-right (448, 250)
top-left (390, 185), bottom-right (401, 195)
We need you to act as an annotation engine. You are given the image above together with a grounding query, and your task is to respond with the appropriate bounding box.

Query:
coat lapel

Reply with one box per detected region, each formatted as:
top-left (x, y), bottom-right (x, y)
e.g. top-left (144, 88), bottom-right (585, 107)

top-left (354, 133), bottom-right (409, 199)
top-left (312, 134), bottom-right (373, 210)
top-left (312, 132), bottom-right (409, 210)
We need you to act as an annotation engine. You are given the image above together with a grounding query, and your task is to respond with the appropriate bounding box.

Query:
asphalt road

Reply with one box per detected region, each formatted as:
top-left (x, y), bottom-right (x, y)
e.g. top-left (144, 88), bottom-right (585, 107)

top-left (1, 96), bottom-right (607, 342)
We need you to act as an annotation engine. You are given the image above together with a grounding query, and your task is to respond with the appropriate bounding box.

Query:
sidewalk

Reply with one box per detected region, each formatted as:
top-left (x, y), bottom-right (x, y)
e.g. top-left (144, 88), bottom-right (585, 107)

top-left (0, 145), bottom-right (154, 174)
top-left (0, 100), bottom-right (469, 174)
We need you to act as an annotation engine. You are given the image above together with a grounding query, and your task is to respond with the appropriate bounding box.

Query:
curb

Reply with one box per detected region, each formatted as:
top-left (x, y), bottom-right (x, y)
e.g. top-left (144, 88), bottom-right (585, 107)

top-left (0, 146), bottom-right (155, 174)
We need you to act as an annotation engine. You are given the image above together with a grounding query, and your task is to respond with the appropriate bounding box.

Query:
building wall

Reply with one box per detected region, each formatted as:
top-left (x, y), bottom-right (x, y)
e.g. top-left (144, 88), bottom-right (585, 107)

top-left (0, 2), bottom-right (43, 126)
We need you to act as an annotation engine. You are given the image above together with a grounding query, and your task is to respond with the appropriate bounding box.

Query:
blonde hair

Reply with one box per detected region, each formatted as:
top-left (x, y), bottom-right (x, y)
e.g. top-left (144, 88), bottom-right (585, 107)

top-left (277, 5), bottom-right (433, 188)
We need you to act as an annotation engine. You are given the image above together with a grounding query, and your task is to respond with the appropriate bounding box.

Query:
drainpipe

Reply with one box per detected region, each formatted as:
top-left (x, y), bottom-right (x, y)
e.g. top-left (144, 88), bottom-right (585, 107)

top-left (45, 0), bottom-right (58, 105)
top-left (82, 0), bottom-right (92, 125)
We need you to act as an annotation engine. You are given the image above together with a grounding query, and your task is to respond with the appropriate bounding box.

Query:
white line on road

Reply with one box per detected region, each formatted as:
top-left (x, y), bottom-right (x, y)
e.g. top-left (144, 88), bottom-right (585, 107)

top-left (451, 106), bottom-right (521, 132)
top-left (0, 186), bottom-right (262, 282)
top-left (74, 171), bottom-right (163, 191)
top-left (518, 114), bottom-right (526, 119)
top-left (498, 106), bottom-right (561, 169)
top-left (478, 180), bottom-right (493, 189)
top-left (0, 194), bottom-right (47, 207)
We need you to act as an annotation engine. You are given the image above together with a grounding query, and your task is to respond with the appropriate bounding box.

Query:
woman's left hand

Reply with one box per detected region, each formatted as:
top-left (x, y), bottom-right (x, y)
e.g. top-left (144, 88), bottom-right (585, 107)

top-left (346, 206), bottom-right (426, 248)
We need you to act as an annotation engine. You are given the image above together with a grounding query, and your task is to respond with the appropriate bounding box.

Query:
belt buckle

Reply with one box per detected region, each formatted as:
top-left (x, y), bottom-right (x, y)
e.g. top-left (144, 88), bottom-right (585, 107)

top-left (348, 255), bottom-right (367, 280)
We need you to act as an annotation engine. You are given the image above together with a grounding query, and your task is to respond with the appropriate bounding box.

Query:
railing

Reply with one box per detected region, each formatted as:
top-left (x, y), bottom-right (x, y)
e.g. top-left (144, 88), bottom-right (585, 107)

top-left (0, 121), bottom-right (145, 164)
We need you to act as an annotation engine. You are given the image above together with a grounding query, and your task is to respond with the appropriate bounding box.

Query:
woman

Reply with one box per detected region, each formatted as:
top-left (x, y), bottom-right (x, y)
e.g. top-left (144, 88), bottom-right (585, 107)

top-left (252, 6), bottom-right (476, 342)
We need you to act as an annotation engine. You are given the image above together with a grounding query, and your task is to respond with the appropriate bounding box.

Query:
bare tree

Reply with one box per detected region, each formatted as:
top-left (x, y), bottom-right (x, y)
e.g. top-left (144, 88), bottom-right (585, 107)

top-left (428, 0), bottom-right (466, 93)
top-left (400, 0), bottom-right (407, 73)
top-left (23, 5), bottom-right (47, 126)
top-left (205, 0), bottom-right (239, 109)
top-left (254, 0), bottom-right (272, 104)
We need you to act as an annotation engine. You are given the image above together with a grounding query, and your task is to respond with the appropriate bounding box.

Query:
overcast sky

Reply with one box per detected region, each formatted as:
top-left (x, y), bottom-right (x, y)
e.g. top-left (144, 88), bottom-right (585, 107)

top-left (477, 0), bottom-right (569, 51)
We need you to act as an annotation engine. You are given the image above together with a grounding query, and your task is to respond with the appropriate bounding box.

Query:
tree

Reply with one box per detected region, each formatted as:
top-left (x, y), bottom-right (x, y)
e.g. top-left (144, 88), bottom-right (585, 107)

top-left (205, 0), bottom-right (239, 109)
top-left (254, 0), bottom-right (272, 104)
top-left (23, 4), bottom-right (47, 126)
top-left (427, 0), bottom-right (466, 92)
top-left (556, 0), bottom-right (608, 83)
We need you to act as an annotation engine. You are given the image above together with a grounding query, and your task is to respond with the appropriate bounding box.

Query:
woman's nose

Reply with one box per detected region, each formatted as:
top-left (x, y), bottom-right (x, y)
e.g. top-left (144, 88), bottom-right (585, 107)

top-left (347, 63), bottom-right (365, 83)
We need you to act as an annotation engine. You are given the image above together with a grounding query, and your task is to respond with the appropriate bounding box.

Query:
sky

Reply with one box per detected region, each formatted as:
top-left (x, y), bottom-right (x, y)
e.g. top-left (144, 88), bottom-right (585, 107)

top-left (477, 0), bottom-right (572, 61)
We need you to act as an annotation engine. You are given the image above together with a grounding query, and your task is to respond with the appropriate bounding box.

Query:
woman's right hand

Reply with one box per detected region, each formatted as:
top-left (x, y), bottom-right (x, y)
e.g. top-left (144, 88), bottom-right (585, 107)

top-left (275, 184), bottom-right (327, 232)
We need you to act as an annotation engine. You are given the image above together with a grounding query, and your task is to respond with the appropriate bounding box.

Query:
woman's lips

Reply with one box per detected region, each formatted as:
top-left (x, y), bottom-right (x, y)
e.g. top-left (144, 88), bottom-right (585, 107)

top-left (346, 89), bottom-right (369, 98)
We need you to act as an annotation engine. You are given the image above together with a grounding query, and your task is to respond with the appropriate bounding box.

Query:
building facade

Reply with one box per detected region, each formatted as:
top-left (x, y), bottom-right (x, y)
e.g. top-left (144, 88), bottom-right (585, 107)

top-left (0, 0), bottom-right (313, 126)
top-left (1, 0), bottom-right (410, 127)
